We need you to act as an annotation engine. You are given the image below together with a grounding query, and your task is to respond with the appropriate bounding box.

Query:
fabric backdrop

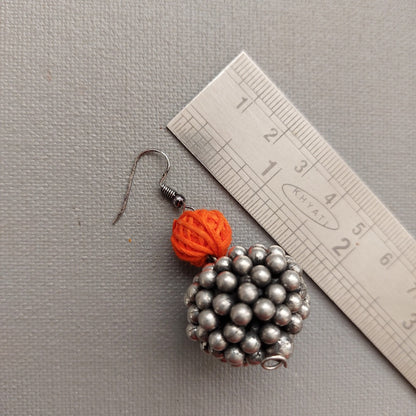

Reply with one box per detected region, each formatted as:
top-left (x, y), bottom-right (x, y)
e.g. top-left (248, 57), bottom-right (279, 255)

top-left (0, 1), bottom-right (415, 415)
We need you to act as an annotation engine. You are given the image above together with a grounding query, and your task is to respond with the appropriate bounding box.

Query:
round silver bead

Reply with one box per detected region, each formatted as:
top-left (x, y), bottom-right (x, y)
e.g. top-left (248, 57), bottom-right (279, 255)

top-left (286, 313), bottom-right (303, 334)
top-left (199, 269), bottom-right (217, 289)
top-left (184, 283), bottom-right (199, 306)
top-left (259, 323), bottom-right (281, 345)
top-left (202, 262), bottom-right (215, 272)
top-left (299, 302), bottom-right (310, 319)
top-left (224, 346), bottom-right (245, 366)
top-left (172, 193), bottom-right (185, 208)
top-left (228, 245), bottom-right (247, 260)
top-left (198, 309), bottom-right (219, 331)
top-left (196, 326), bottom-right (209, 342)
top-left (187, 304), bottom-right (200, 324)
top-left (195, 290), bottom-right (214, 310)
top-left (212, 293), bottom-right (234, 316)
top-left (287, 259), bottom-right (303, 275)
top-left (265, 283), bottom-right (286, 305)
top-left (200, 341), bottom-right (211, 354)
top-left (238, 282), bottom-right (259, 304)
top-left (276, 332), bottom-right (294, 359)
top-left (280, 270), bottom-right (301, 291)
top-left (185, 323), bottom-right (198, 341)
top-left (214, 256), bottom-right (233, 272)
top-left (253, 298), bottom-right (276, 321)
top-left (273, 304), bottom-right (292, 326)
top-left (232, 255), bottom-right (253, 275)
top-left (268, 245), bottom-right (285, 256)
top-left (285, 292), bottom-right (302, 312)
top-left (248, 245), bottom-right (268, 265)
top-left (216, 271), bottom-right (238, 292)
top-left (208, 330), bottom-right (228, 351)
top-left (265, 253), bottom-right (287, 274)
top-left (298, 281), bottom-right (308, 300)
top-left (247, 349), bottom-right (265, 365)
top-left (230, 303), bottom-right (253, 326)
top-left (240, 331), bottom-right (261, 354)
top-left (251, 265), bottom-right (272, 287)
top-left (265, 332), bottom-right (294, 359)
top-left (223, 323), bottom-right (245, 343)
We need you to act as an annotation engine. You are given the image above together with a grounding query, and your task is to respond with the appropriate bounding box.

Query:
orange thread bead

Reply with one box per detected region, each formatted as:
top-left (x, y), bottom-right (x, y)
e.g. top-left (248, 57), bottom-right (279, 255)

top-left (171, 209), bottom-right (232, 267)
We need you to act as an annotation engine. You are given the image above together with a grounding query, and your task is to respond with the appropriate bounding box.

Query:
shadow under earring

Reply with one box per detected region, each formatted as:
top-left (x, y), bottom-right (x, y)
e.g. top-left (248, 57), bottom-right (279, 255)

top-left (114, 149), bottom-right (310, 370)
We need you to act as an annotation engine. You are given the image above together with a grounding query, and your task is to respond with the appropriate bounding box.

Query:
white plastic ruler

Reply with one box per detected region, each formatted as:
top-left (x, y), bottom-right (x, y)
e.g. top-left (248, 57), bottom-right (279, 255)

top-left (168, 52), bottom-right (416, 388)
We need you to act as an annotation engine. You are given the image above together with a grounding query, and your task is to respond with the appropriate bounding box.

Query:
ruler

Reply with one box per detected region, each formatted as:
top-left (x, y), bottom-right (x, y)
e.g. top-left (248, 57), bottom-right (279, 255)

top-left (167, 52), bottom-right (416, 388)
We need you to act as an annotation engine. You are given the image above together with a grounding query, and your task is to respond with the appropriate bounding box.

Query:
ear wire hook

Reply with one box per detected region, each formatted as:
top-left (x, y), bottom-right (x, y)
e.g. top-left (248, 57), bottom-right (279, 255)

top-left (113, 149), bottom-right (188, 225)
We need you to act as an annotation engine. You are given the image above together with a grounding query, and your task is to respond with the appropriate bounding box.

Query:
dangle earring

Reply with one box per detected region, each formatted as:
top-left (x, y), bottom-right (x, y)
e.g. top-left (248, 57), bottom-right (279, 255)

top-left (113, 149), bottom-right (310, 370)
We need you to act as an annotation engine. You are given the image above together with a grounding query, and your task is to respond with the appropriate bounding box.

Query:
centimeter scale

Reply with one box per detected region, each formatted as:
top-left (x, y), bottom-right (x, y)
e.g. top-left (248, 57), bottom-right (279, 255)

top-left (168, 52), bottom-right (416, 388)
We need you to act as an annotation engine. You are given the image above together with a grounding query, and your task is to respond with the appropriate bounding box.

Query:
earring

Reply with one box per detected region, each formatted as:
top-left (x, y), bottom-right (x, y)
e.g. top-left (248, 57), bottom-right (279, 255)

top-left (114, 149), bottom-right (310, 370)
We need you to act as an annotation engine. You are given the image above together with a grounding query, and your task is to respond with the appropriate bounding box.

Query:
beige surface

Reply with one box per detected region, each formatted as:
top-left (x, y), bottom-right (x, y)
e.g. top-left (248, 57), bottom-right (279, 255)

top-left (0, 1), bottom-right (415, 415)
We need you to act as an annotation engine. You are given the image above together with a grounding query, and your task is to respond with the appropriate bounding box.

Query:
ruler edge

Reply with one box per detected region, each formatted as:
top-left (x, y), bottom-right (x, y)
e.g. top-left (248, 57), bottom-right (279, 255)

top-left (167, 51), bottom-right (416, 387)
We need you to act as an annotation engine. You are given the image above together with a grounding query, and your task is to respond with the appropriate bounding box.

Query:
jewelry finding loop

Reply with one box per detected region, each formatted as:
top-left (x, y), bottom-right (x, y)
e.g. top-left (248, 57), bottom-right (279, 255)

top-left (260, 355), bottom-right (288, 371)
top-left (113, 149), bottom-right (186, 224)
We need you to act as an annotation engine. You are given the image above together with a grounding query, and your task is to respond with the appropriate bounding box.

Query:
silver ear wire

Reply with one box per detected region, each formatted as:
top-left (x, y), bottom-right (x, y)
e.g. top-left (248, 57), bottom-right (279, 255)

top-left (112, 149), bottom-right (187, 225)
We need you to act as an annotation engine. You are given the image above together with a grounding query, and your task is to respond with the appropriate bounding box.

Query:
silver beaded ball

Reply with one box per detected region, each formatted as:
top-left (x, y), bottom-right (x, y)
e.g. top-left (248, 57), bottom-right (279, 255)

top-left (195, 290), bottom-right (214, 310)
top-left (299, 302), bottom-right (311, 320)
top-left (265, 253), bottom-right (287, 274)
top-left (186, 323), bottom-right (198, 341)
top-left (285, 292), bottom-right (302, 312)
top-left (251, 265), bottom-right (272, 287)
top-left (259, 323), bottom-right (281, 345)
top-left (286, 313), bottom-right (303, 334)
top-left (216, 271), bottom-right (238, 292)
top-left (198, 309), bottom-right (219, 331)
top-left (224, 346), bottom-right (245, 366)
top-left (223, 322), bottom-right (245, 343)
top-left (199, 269), bottom-right (217, 289)
top-left (280, 270), bottom-right (301, 291)
top-left (247, 349), bottom-right (265, 365)
top-left (212, 293), bottom-right (234, 316)
top-left (238, 282), bottom-right (259, 304)
top-left (265, 283), bottom-right (286, 305)
top-left (228, 245), bottom-right (247, 260)
top-left (214, 256), bottom-right (233, 272)
top-left (268, 245), bottom-right (285, 256)
top-left (208, 330), bottom-right (228, 351)
top-left (253, 298), bottom-right (276, 321)
top-left (187, 304), bottom-right (200, 324)
top-left (230, 303), bottom-right (253, 326)
top-left (240, 331), bottom-right (261, 354)
top-left (248, 245), bottom-right (268, 265)
top-left (232, 255), bottom-right (253, 275)
top-left (273, 304), bottom-right (292, 326)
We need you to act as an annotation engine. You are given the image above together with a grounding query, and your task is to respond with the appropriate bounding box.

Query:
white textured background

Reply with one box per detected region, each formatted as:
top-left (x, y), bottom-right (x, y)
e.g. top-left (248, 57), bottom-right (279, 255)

top-left (0, 1), bottom-right (415, 415)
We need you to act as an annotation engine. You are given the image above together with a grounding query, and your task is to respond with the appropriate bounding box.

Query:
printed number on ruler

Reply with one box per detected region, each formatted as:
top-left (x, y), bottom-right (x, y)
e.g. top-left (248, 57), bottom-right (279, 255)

top-left (168, 52), bottom-right (416, 388)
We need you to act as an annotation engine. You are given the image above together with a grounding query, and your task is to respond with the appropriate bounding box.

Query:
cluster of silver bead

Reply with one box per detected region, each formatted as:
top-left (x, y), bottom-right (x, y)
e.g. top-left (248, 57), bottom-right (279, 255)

top-left (184, 244), bottom-right (310, 370)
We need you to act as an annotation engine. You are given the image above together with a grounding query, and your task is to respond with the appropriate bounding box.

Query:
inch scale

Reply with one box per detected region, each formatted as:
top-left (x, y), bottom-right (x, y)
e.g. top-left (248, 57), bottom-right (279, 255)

top-left (168, 52), bottom-right (416, 388)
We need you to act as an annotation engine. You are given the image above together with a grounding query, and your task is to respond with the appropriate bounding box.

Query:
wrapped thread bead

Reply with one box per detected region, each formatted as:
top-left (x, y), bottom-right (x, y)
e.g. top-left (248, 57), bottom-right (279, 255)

top-left (171, 209), bottom-right (232, 267)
